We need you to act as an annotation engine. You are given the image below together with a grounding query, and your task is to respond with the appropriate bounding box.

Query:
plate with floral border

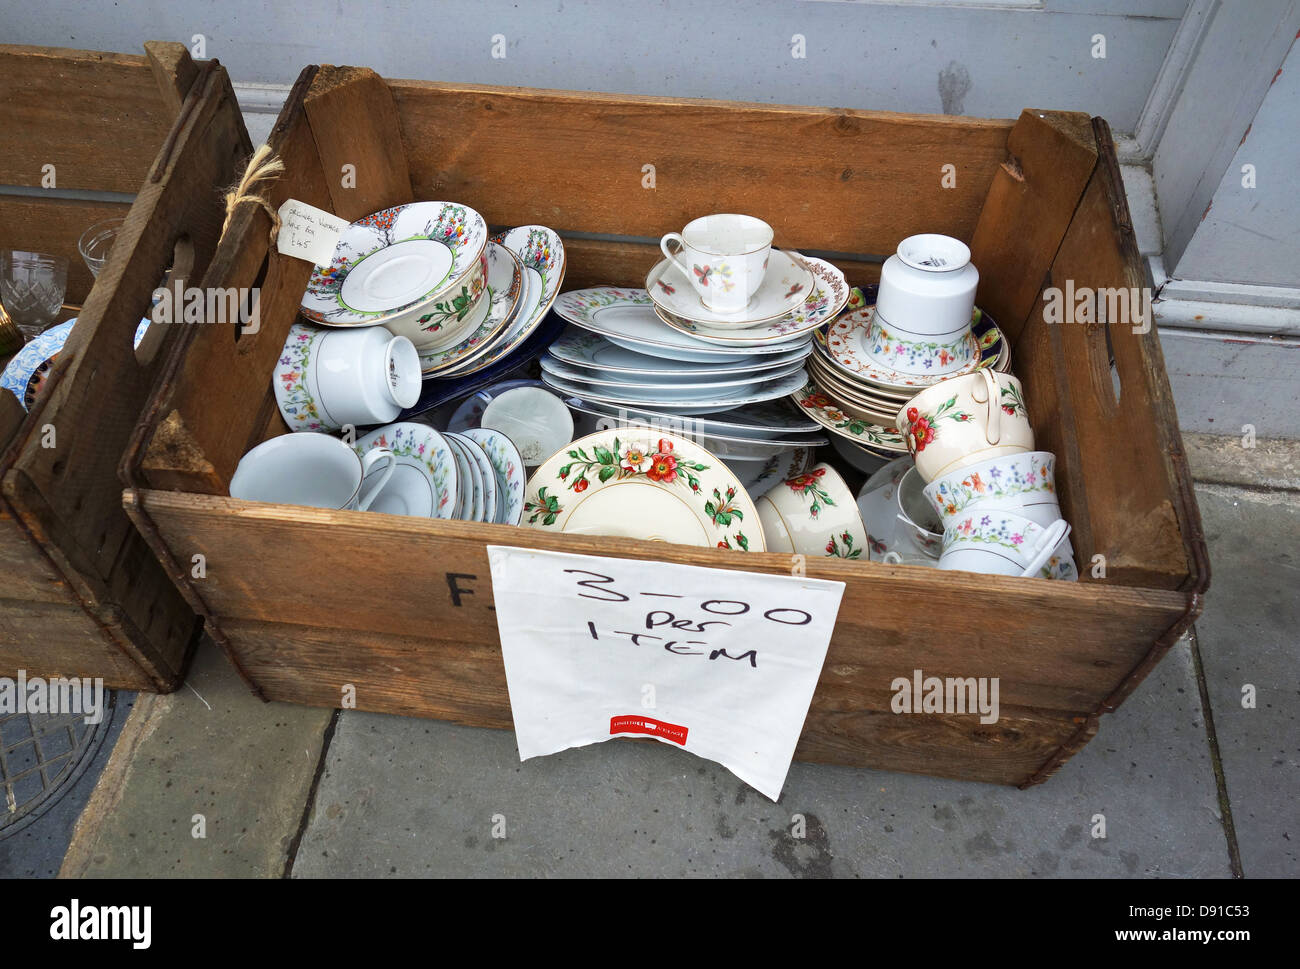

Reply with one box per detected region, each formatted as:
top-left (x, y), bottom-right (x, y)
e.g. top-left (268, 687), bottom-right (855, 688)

top-left (645, 249), bottom-right (814, 328)
top-left (656, 259), bottom-right (857, 347)
top-left (554, 287), bottom-right (812, 361)
top-left (819, 304), bottom-right (1003, 390)
top-left (301, 201), bottom-right (488, 326)
top-left (418, 241), bottom-right (522, 375)
top-left (462, 426), bottom-right (526, 525)
top-left (3, 317), bottom-right (151, 412)
top-left (791, 378), bottom-right (909, 452)
top-left (540, 366), bottom-right (807, 416)
top-left (450, 431), bottom-right (498, 524)
top-left (445, 434), bottom-right (486, 520)
top-left (437, 225), bottom-right (566, 377)
top-left (522, 428), bottom-right (765, 551)
top-left (353, 422), bottom-right (458, 520)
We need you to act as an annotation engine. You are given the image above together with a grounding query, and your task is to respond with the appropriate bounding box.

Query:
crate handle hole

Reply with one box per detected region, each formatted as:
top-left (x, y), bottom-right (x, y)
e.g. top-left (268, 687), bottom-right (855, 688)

top-left (234, 252), bottom-right (271, 348)
top-left (136, 235), bottom-right (195, 367)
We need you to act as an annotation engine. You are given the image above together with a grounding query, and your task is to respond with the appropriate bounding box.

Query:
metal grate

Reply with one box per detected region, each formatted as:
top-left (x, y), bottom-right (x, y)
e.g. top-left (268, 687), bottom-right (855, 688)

top-left (0, 691), bottom-right (116, 839)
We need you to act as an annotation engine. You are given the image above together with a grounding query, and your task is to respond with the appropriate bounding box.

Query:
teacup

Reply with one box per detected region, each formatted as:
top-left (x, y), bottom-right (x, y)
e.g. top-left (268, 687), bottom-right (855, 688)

top-left (924, 450), bottom-right (1061, 529)
top-left (897, 368), bottom-right (1033, 482)
top-left (231, 432), bottom-right (396, 511)
top-left (875, 233), bottom-right (978, 339)
top-left (660, 214), bottom-right (773, 313)
top-left (894, 465), bottom-right (943, 558)
top-left (757, 462), bottom-right (868, 559)
top-left (275, 323), bottom-right (421, 433)
top-left (939, 510), bottom-right (1071, 579)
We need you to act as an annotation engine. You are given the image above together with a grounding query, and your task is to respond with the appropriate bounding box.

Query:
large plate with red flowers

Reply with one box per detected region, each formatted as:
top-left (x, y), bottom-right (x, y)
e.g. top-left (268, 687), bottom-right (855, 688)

top-left (522, 428), bottom-right (766, 551)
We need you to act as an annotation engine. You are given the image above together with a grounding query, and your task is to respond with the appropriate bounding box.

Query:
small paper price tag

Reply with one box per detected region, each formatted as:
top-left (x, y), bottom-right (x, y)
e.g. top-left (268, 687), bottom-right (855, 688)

top-left (275, 199), bottom-right (349, 266)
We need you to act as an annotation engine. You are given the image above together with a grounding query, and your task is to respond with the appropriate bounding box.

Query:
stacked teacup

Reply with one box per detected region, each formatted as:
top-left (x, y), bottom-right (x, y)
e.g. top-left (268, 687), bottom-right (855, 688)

top-left (896, 367), bottom-right (1077, 581)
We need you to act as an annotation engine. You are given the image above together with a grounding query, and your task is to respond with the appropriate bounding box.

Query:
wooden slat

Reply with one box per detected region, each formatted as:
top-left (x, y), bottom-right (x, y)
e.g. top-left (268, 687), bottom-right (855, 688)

top-left (0, 594), bottom-right (155, 690)
top-left (129, 491), bottom-right (1190, 717)
top-left (134, 67), bottom-right (330, 495)
top-left (969, 109), bottom-right (1098, 345)
top-left (391, 80), bottom-right (1013, 255)
top-left (0, 45), bottom-right (175, 193)
top-left (304, 65), bottom-right (413, 222)
top-left (144, 41), bottom-right (199, 118)
top-left (0, 196), bottom-right (132, 305)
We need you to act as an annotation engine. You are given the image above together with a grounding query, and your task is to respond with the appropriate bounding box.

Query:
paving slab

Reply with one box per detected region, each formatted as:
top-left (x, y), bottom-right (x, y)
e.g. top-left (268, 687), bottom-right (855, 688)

top-left (292, 635), bottom-right (1229, 878)
top-left (59, 639), bottom-right (333, 878)
top-left (1190, 483), bottom-right (1300, 878)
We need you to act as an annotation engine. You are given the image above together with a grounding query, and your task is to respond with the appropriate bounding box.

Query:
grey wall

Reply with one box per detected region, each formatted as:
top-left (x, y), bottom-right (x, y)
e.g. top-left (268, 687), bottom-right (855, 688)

top-left (4, 0), bottom-right (1184, 127)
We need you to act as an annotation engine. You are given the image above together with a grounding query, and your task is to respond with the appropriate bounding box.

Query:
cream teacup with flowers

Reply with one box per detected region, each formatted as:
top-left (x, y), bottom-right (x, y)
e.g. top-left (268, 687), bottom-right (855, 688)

top-left (757, 462), bottom-right (868, 560)
top-left (660, 214), bottom-right (773, 313)
top-left (896, 369), bottom-right (1033, 483)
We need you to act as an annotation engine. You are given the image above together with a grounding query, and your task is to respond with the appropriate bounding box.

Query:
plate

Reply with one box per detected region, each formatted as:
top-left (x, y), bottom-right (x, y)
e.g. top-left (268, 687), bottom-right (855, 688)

top-left (554, 287), bottom-right (812, 360)
top-left (353, 423), bottom-right (457, 519)
top-left (418, 241), bottom-right (522, 375)
top-left (540, 366), bottom-right (808, 416)
top-left (3, 317), bottom-right (150, 412)
top-left (301, 202), bottom-right (488, 326)
top-left (565, 399), bottom-right (828, 454)
top-left (561, 394), bottom-right (822, 440)
top-left (443, 434), bottom-right (477, 519)
top-left (655, 257), bottom-right (852, 347)
top-left (462, 427), bottom-right (526, 525)
top-left (451, 432), bottom-right (498, 524)
top-left (820, 304), bottom-right (1003, 390)
top-left (791, 378), bottom-right (909, 452)
top-left (547, 328), bottom-right (810, 376)
top-left (437, 225), bottom-right (566, 376)
top-left (540, 353), bottom-right (807, 395)
top-left (645, 249), bottom-right (814, 328)
top-left (522, 428), bottom-right (765, 551)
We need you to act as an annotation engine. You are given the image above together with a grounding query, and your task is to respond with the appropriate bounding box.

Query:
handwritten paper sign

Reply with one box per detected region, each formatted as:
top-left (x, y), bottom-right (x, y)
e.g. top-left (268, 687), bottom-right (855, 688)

top-left (487, 546), bottom-right (846, 800)
top-left (275, 199), bottom-right (350, 266)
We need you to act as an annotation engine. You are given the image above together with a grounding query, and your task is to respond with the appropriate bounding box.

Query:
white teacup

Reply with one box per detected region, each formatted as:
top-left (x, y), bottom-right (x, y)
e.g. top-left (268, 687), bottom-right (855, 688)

top-left (231, 432), bottom-right (396, 511)
top-left (660, 214), bottom-right (773, 313)
top-left (875, 233), bottom-right (978, 339)
top-left (939, 510), bottom-right (1071, 579)
top-left (276, 323), bottom-right (421, 433)
top-left (897, 368), bottom-right (1034, 483)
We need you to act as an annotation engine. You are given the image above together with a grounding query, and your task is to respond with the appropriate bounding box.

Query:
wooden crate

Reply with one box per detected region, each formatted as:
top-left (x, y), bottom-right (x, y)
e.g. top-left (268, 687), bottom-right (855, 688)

top-left (119, 66), bottom-right (1209, 786)
top-left (0, 44), bottom-right (251, 691)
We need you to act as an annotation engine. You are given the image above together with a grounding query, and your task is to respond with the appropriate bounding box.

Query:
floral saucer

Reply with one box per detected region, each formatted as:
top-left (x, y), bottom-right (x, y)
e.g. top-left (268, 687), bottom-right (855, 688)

top-left (444, 434), bottom-right (484, 520)
top-left (821, 305), bottom-right (1003, 390)
top-left (353, 422), bottom-right (457, 519)
top-left (301, 201), bottom-right (488, 326)
top-left (451, 431), bottom-right (498, 524)
top-left (656, 259), bottom-right (856, 347)
top-left (462, 426), bottom-right (526, 525)
top-left (522, 428), bottom-right (765, 551)
top-left (418, 241), bottom-right (523, 375)
top-left (646, 249), bottom-right (814, 328)
top-left (437, 225), bottom-right (566, 377)
top-left (791, 378), bottom-right (909, 452)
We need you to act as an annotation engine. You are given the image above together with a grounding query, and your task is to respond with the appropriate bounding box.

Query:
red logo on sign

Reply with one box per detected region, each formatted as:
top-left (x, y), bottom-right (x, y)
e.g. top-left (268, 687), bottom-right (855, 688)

top-left (610, 715), bottom-right (689, 746)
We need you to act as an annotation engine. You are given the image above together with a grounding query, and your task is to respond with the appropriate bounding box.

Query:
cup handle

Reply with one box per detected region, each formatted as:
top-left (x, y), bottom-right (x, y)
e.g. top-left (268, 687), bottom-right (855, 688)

top-left (357, 447), bottom-right (397, 512)
top-left (1020, 519), bottom-right (1071, 578)
top-left (970, 368), bottom-right (1002, 446)
top-left (660, 232), bottom-right (692, 278)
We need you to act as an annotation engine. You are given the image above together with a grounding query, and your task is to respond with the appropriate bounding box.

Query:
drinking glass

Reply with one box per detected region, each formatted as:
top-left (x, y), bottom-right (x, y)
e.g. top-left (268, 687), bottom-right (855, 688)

top-left (0, 251), bottom-right (68, 342)
top-left (78, 218), bottom-right (124, 278)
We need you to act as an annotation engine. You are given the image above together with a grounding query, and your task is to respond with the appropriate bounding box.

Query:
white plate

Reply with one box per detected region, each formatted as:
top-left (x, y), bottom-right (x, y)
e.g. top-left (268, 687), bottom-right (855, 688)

top-left (418, 241), bottom-right (522, 375)
top-left (522, 428), bottom-right (765, 551)
top-left (353, 423), bottom-right (458, 519)
top-left (450, 432), bottom-right (498, 524)
top-left (540, 353), bottom-right (806, 395)
top-left (566, 400), bottom-right (827, 453)
top-left (645, 249), bottom-right (814, 328)
top-left (547, 328), bottom-right (811, 376)
top-left (443, 435), bottom-right (477, 519)
top-left (541, 367), bottom-right (807, 416)
top-left (561, 393), bottom-right (822, 439)
top-left (553, 287), bottom-right (814, 360)
top-left (655, 257), bottom-right (851, 347)
top-left (462, 427), bottom-right (526, 525)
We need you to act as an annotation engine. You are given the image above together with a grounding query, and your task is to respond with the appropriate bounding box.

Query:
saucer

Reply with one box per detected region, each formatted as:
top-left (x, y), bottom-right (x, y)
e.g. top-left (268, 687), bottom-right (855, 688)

top-left (445, 434), bottom-right (485, 520)
top-left (462, 427), bottom-right (526, 525)
top-left (353, 422), bottom-right (458, 519)
top-left (418, 241), bottom-right (523, 375)
top-left (301, 201), bottom-right (488, 326)
top-left (646, 249), bottom-right (814, 328)
top-left (655, 258), bottom-right (852, 347)
top-left (522, 428), bottom-right (766, 551)
top-left (821, 305), bottom-right (1003, 390)
top-left (451, 431), bottom-right (498, 524)
top-left (791, 378), bottom-right (908, 452)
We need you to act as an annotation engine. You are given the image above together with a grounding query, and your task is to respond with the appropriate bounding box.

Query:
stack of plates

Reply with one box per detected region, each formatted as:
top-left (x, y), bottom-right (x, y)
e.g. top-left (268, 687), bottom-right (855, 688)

top-left (792, 299), bottom-right (1012, 463)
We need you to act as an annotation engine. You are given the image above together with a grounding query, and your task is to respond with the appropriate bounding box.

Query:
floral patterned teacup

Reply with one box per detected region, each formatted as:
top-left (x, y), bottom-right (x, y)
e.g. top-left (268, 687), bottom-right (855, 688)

top-left (939, 510), bottom-right (1071, 579)
top-left (660, 214), bottom-right (772, 314)
top-left (924, 451), bottom-right (1061, 529)
top-left (896, 368), bottom-right (1033, 483)
top-left (756, 462), bottom-right (868, 560)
